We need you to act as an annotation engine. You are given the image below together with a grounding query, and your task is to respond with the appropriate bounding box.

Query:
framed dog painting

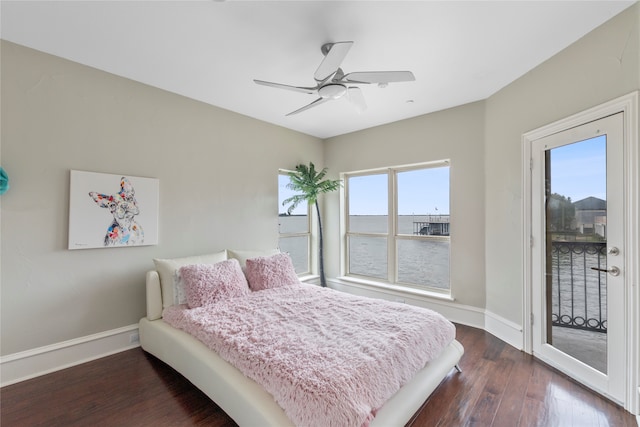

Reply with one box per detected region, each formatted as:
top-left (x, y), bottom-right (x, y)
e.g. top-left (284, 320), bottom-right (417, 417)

top-left (68, 170), bottom-right (159, 250)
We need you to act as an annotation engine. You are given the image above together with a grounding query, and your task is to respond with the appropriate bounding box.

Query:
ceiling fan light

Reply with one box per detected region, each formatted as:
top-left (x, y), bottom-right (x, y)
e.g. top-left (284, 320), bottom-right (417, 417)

top-left (318, 84), bottom-right (347, 99)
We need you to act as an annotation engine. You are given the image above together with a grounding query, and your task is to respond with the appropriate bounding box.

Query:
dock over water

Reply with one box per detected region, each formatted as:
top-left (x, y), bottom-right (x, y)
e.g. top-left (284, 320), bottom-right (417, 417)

top-left (413, 215), bottom-right (450, 236)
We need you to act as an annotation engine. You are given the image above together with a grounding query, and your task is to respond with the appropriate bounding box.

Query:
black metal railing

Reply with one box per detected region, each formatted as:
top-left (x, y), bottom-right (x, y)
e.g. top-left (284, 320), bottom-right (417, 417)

top-left (550, 241), bottom-right (607, 333)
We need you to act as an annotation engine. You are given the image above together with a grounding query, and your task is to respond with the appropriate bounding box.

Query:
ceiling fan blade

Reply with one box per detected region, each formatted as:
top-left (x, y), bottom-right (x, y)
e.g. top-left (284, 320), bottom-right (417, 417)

top-left (254, 79), bottom-right (316, 94)
top-left (347, 87), bottom-right (367, 113)
top-left (286, 98), bottom-right (330, 116)
top-left (342, 71), bottom-right (415, 84)
top-left (314, 41), bottom-right (353, 83)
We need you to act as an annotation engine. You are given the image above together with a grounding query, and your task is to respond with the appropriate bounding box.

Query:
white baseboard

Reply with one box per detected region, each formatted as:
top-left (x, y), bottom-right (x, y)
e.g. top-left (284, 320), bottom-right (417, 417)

top-left (329, 279), bottom-right (524, 351)
top-left (484, 310), bottom-right (524, 351)
top-left (0, 324), bottom-right (140, 387)
top-left (328, 279), bottom-right (485, 329)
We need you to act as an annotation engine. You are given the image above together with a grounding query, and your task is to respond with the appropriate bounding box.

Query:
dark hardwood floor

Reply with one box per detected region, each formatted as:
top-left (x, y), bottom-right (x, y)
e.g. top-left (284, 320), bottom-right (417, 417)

top-left (1, 324), bottom-right (635, 426)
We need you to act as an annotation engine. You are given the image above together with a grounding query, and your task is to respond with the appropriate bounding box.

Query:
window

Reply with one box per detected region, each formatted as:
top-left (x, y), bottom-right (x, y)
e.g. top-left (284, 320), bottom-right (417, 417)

top-left (343, 161), bottom-right (450, 291)
top-left (278, 172), bottom-right (310, 274)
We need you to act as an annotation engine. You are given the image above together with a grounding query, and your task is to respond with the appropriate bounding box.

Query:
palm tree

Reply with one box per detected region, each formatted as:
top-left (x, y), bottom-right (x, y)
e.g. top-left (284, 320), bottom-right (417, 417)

top-left (282, 162), bottom-right (341, 287)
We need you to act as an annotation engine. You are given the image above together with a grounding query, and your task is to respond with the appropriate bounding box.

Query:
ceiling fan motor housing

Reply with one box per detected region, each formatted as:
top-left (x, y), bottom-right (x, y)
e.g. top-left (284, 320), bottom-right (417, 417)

top-left (319, 83), bottom-right (347, 99)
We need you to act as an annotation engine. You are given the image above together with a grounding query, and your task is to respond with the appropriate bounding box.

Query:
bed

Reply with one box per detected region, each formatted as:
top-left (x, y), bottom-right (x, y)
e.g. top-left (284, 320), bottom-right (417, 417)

top-left (139, 249), bottom-right (464, 427)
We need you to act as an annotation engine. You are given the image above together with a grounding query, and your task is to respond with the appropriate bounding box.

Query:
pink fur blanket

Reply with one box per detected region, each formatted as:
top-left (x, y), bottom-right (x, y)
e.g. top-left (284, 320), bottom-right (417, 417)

top-left (163, 284), bottom-right (455, 427)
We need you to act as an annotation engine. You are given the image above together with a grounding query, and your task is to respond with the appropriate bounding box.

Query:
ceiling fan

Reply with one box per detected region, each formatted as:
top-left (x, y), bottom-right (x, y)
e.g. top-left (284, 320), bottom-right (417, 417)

top-left (254, 41), bottom-right (415, 116)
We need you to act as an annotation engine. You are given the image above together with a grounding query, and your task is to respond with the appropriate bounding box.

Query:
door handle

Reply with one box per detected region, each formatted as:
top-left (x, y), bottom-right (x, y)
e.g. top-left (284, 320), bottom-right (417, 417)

top-left (590, 266), bottom-right (620, 276)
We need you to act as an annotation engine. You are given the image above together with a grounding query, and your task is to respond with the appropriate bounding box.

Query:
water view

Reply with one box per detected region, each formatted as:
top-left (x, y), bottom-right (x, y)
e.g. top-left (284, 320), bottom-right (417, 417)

top-left (279, 215), bottom-right (450, 289)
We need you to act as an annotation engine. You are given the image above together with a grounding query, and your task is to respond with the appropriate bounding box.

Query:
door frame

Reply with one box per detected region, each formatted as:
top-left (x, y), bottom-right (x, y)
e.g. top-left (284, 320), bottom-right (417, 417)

top-left (522, 91), bottom-right (639, 415)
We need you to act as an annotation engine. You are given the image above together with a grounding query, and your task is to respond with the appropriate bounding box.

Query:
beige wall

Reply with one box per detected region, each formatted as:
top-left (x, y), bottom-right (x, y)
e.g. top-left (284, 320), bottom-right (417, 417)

top-left (0, 41), bottom-right (323, 355)
top-left (484, 3), bottom-right (639, 325)
top-left (1, 3), bottom-right (638, 357)
top-left (323, 102), bottom-right (486, 309)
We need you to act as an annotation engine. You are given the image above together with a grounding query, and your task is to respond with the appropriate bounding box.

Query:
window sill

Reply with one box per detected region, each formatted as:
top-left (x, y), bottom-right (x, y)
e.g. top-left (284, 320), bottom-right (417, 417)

top-left (299, 274), bottom-right (320, 284)
top-left (333, 276), bottom-right (455, 302)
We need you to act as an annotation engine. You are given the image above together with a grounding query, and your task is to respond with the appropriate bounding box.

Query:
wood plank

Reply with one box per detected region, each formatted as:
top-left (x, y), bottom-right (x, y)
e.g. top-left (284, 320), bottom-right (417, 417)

top-left (2, 324), bottom-right (636, 427)
top-left (491, 350), bottom-right (532, 427)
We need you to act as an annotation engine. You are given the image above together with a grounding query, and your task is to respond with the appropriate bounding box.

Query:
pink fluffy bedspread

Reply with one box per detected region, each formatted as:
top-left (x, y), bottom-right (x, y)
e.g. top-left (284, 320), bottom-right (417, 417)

top-left (163, 284), bottom-right (455, 427)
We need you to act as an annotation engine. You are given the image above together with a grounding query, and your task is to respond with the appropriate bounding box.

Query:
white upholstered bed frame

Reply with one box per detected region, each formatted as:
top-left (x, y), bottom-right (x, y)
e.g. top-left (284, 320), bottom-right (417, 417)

top-left (139, 269), bottom-right (464, 426)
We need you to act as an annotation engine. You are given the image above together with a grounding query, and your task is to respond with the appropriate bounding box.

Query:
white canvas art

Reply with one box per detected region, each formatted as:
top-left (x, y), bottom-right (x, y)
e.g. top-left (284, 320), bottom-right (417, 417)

top-left (69, 170), bottom-right (159, 250)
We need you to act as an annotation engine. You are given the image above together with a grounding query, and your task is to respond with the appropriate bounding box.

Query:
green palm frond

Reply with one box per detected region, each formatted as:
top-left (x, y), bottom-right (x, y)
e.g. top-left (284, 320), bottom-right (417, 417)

top-left (281, 194), bottom-right (308, 215)
top-left (283, 162), bottom-right (341, 211)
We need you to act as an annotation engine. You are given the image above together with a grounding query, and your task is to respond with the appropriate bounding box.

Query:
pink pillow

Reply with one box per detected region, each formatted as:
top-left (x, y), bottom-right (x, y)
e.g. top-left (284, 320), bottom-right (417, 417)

top-left (245, 252), bottom-right (300, 291)
top-left (179, 258), bottom-right (249, 308)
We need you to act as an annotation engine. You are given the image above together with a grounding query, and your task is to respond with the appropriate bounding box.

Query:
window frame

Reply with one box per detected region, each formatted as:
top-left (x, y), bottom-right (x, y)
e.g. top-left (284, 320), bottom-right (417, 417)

top-left (342, 160), bottom-right (451, 294)
top-left (278, 170), bottom-right (312, 276)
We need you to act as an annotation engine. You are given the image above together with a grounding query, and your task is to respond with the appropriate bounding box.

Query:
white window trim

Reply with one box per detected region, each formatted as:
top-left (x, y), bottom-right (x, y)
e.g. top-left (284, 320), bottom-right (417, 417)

top-left (278, 170), bottom-right (313, 276)
top-left (335, 275), bottom-right (454, 302)
top-left (340, 160), bottom-right (451, 294)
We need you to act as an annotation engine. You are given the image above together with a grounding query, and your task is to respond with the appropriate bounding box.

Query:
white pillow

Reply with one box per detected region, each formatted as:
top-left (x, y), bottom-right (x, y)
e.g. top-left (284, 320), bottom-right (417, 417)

top-left (227, 248), bottom-right (280, 269)
top-left (153, 250), bottom-right (227, 308)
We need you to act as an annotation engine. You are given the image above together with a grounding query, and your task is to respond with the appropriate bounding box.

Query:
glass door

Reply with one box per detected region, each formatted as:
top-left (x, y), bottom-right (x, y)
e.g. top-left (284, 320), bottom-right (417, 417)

top-left (531, 113), bottom-right (625, 403)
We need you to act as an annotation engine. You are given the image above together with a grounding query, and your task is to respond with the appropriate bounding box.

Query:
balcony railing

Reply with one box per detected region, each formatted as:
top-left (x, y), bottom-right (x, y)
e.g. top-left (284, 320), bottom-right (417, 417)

top-left (550, 241), bottom-right (607, 333)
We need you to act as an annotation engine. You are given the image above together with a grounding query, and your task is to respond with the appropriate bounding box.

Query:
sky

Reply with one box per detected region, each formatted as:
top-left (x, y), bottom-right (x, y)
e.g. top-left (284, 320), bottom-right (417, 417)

top-left (550, 135), bottom-right (606, 202)
top-left (347, 167), bottom-right (450, 215)
top-left (279, 168), bottom-right (450, 216)
top-left (278, 174), bottom-right (308, 215)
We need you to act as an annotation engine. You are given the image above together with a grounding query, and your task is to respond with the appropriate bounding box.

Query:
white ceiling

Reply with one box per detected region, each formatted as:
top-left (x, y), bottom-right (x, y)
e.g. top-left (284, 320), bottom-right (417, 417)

top-left (1, 1), bottom-right (635, 139)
